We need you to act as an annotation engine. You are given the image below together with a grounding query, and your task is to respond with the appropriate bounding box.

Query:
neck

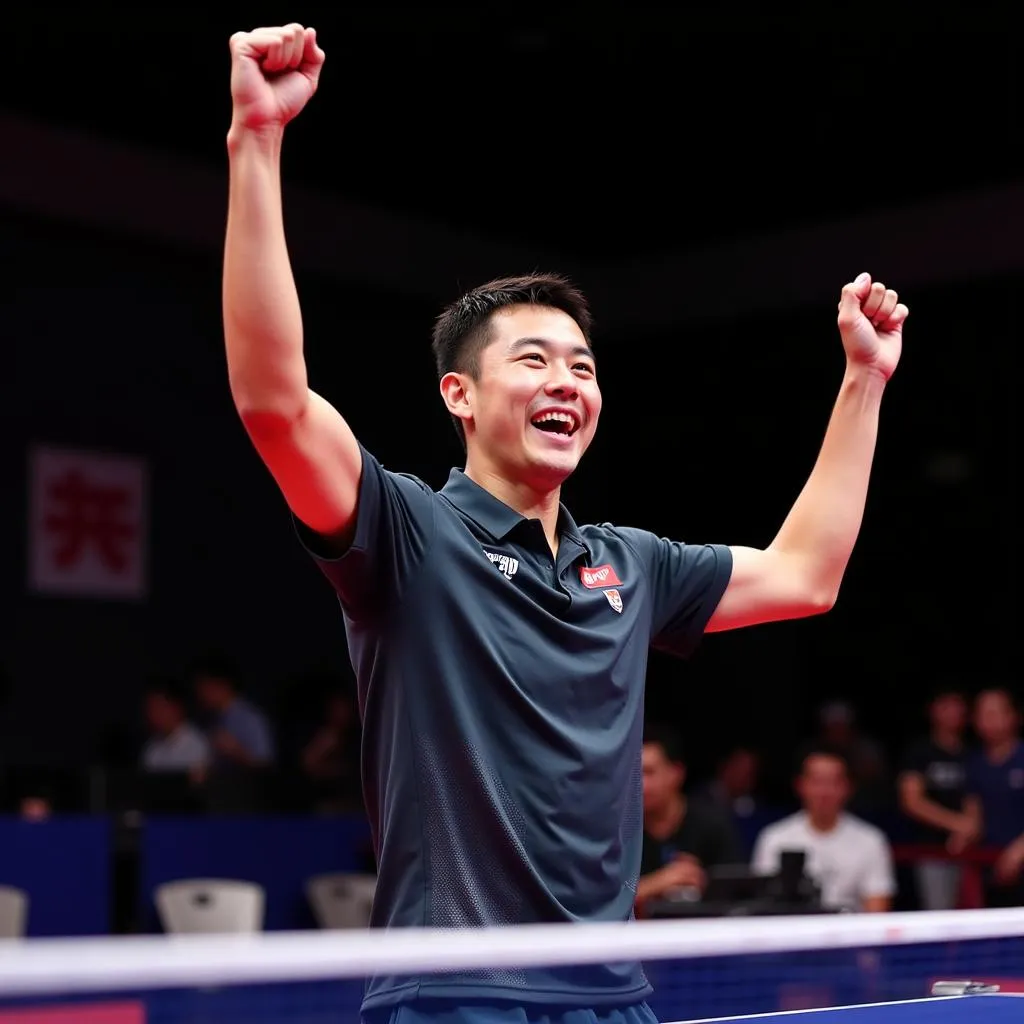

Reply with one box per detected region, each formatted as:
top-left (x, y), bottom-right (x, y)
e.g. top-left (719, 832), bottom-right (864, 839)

top-left (463, 458), bottom-right (563, 554)
top-left (806, 810), bottom-right (840, 833)
top-left (932, 728), bottom-right (961, 751)
top-left (646, 794), bottom-right (686, 839)
top-left (987, 737), bottom-right (1018, 762)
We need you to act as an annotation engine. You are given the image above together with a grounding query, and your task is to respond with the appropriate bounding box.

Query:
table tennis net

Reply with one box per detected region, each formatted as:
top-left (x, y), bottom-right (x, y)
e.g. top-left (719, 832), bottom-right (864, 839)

top-left (1, 909), bottom-right (1023, 1023)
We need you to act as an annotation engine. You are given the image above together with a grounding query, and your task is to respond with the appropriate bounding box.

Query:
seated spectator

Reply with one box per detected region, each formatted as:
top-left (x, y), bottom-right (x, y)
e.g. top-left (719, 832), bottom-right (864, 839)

top-left (636, 724), bottom-right (742, 911)
top-left (193, 658), bottom-right (275, 769)
top-left (752, 745), bottom-right (895, 912)
top-left (141, 680), bottom-right (210, 774)
top-left (967, 687), bottom-right (1024, 905)
top-left (898, 684), bottom-right (978, 910)
top-left (701, 744), bottom-right (759, 817)
top-left (301, 689), bottom-right (361, 812)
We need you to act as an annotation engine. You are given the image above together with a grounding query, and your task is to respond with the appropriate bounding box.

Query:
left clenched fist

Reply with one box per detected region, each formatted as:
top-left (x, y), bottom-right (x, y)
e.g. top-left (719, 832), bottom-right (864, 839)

top-left (836, 273), bottom-right (909, 382)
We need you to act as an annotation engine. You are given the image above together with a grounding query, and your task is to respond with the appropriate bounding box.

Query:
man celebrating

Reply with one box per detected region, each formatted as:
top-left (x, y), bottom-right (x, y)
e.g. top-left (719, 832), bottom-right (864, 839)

top-left (223, 23), bottom-right (909, 1024)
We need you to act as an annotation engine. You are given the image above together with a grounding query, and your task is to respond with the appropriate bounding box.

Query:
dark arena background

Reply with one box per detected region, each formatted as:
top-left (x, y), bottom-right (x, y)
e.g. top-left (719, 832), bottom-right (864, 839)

top-left (0, 7), bottom-right (1022, 1021)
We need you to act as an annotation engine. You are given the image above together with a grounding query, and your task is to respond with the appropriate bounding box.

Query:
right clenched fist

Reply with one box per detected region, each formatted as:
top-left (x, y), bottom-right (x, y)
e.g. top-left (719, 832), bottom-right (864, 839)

top-left (229, 23), bottom-right (326, 132)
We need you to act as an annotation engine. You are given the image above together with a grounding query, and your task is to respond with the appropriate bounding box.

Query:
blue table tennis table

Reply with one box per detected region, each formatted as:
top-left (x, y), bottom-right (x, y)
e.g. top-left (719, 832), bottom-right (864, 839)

top-left (694, 994), bottom-right (1022, 1022)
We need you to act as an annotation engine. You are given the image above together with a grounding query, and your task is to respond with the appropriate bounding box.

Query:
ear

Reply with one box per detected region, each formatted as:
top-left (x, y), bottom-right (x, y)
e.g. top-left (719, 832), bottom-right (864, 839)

top-left (440, 371), bottom-right (473, 428)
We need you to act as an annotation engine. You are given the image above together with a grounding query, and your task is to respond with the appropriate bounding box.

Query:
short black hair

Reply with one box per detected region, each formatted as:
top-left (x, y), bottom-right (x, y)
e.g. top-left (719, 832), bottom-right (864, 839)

top-left (145, 676), bottom-right (187, 706)
top-left (189, 652), bottom-right (240, 690)
top-left (642, 722), bottom-right (685, 765)
top-left (928, 678), bottom-right (966, 703)
top-left (796, 743), bottom-right (851, 778)
top-left (430, 272), bottom-right (593, 447)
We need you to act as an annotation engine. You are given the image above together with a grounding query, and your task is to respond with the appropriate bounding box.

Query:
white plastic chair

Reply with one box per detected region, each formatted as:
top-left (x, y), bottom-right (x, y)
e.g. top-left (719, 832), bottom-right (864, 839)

top-left (155, 878), bottom-right (264, 934)
top-left (0, 886), bottom-right (28, 939)
top-left (306, 872), bottom-right (376, 929)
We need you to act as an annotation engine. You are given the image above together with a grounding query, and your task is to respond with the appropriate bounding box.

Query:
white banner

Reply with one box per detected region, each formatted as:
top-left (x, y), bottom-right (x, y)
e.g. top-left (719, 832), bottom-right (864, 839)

top-left (27, 445), bottom-right (149, 599)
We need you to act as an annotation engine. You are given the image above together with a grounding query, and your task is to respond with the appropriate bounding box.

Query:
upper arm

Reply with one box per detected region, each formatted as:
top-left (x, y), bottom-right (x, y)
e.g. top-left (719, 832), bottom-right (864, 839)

top-left (750, 829), bottom-right (776, 874)
top-left (862, 833), bottom-right (897, 901)
top-left (242, 388), bottom-right (362, 547)
top-left (706, 545), bottom-right (833, 633)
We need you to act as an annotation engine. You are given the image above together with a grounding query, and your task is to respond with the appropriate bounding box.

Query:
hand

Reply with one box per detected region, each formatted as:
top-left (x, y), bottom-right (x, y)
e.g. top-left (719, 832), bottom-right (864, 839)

top-left (946, 818), bottom-right (980, 856)
top-left (213, 729), bottom-right (246, 760)
top-left (662, 854), bottom-right (706, 893)
top-left (836, 272), bottom-right (909, 382)
top-left (229, 24), bottom-right (326, 132)
top-left (994, 842), bottom-right (1024, 885)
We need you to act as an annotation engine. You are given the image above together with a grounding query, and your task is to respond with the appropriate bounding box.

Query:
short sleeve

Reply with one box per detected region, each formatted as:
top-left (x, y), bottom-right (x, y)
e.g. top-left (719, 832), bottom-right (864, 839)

top-left (618, 529), bottom-right (732, 657)
top-left (295, 445), bottom-right (436, 620)
top-left (860, 831), bottom-right (897, 899)
top-left (750, 825), bottom-right (780, 876)
top-left (898, 739), bottom-right (928, 777)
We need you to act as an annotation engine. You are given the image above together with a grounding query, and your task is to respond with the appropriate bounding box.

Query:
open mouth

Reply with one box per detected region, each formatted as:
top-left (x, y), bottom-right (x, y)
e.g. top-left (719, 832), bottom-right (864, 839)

top-left (531, 411), bottom-right (580, 438)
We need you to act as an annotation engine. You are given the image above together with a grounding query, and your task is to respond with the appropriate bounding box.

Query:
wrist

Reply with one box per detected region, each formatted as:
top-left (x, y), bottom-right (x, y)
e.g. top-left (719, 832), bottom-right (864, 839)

top-left (227, 121), bottom-right (285, 158)
top-left (843, 360), bottom-right (889, 392)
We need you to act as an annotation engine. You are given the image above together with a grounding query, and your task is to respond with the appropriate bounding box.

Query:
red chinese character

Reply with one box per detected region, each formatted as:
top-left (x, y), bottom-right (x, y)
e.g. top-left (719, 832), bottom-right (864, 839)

top-left (43, 469), bottom-right (136, 573)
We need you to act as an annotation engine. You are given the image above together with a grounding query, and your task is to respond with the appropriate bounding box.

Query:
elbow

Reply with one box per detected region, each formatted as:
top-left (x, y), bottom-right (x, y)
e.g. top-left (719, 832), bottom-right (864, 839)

top-left (805, 585), bottom-right (839, 616)
top-left (231, 381), bottom-right (309, 437)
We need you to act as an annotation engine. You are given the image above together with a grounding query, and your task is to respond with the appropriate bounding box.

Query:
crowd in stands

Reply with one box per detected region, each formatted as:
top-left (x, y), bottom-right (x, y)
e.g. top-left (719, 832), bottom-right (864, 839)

top-left (640, 685), bottom-right (1024, 914)
top-left (4, 659), bottom-right (1022, 917)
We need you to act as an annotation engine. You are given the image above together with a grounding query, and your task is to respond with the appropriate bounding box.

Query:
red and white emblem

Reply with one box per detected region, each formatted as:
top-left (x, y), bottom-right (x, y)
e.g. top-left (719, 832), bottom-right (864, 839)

top-left (604, 589), bottom-right (623, 613)
top-left (580, 564), bottom-right (622, 589)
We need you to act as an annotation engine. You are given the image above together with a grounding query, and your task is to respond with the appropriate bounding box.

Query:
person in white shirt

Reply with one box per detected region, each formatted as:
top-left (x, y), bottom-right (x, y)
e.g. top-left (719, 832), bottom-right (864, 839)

top-left (141, 683), bottom-right (211, 773)
top-left (751, 746), bottom-right (895, 912)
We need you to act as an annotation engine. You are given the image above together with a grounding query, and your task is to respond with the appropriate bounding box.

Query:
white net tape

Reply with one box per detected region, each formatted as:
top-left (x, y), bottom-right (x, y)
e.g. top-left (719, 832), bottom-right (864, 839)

top-left (0, 908), bottom-right (1023, 998)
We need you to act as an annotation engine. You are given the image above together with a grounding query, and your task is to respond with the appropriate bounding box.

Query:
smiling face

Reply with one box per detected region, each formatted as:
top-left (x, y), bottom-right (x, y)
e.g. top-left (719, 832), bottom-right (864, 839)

top-left (441, 304), bottom-right (602, 491)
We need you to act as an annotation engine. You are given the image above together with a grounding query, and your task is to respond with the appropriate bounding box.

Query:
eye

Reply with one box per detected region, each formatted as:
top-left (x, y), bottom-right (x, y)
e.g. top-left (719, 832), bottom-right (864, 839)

top-left (519, 353), bottom-right (545, 365)
top-left (574, 362), bottom-right (595, 376)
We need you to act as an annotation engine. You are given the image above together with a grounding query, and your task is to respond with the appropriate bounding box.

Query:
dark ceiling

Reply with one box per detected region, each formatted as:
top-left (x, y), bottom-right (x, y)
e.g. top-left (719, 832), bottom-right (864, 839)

top-left (6, 8), bottom-right (1021, 262)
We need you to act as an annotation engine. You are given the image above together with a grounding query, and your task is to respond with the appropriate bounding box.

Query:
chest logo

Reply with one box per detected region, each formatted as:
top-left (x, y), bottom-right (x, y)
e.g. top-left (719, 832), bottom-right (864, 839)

top-left (605, 589), bottom-right (624, 613)
top-left (485, 551), bottom-right (520, 580)
top-left (580, 564), bottom-right (622, 589)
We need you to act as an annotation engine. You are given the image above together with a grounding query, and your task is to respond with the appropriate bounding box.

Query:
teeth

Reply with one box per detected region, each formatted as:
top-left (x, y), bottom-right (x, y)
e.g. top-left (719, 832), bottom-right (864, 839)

top-left (532, 411), bottom-right (576, 432)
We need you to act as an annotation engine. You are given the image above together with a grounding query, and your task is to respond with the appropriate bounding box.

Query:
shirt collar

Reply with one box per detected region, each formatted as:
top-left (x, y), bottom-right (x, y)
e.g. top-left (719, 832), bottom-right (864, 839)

top-left (440, 468), bottom-right (589, 556)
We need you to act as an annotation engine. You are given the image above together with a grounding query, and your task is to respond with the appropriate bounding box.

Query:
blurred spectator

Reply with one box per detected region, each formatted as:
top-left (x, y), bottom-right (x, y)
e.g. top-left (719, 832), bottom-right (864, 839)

top-left (967, 687), bottom-right (1024, 905)
top-left (301, 689), bottom-right (361, 812)
top-left (18, 785), bottom-right (54, 821)
top-left (816, 700), bottom-right (890, 812)
top-left (752, 745), bottom-right (895, 912)
top-left (897, 684), bottom-right (978, 909)
top-left (141, 680), bottom-right (210, 774)
top-left (193, 658), bottom-right (275, 769)
top-left (695, 744), bottom-right (760, 818)
top-left (636, 724), bottom-right (742, 910)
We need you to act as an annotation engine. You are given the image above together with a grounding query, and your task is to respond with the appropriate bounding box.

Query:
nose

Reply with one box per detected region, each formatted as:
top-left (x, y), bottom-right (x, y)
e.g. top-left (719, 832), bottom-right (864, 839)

top-left (544, 363), bottom-right (579, 399)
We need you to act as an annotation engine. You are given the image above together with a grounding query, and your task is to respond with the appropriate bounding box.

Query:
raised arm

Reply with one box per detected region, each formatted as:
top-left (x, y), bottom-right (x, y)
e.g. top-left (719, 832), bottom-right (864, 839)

top-left (708, 274), bottom-right (909, 632)
top-left (224, 24), bottom-right (362, 547)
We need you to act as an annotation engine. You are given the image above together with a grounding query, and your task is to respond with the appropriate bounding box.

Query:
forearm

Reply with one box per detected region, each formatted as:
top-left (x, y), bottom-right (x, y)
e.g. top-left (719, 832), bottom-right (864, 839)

top-left (635, 870), bottom-right (673, 906)
top-left (861, 896), bottom-right (891, 913)
top-left (223, 125), bottom-right (309, 424)
top-left (903, 796), bottom-right (969, 835)
top-left (769, 363), bottom-right (886, 601)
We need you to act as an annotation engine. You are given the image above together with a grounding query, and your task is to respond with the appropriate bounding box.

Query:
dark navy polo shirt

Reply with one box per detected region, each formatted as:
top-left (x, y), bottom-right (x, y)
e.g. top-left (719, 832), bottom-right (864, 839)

top-left (299, 446), bottom-right (732, 1012)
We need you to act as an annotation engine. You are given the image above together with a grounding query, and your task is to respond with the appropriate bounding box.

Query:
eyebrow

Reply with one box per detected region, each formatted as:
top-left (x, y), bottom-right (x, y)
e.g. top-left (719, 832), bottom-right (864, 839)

top-left (507, 336), bottom-right (596, 363)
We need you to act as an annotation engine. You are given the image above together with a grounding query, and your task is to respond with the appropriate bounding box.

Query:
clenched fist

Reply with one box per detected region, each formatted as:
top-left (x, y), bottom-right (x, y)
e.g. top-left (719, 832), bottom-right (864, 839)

top-left (229, 23), bottom-right (326, 132)
top-left (836, 273), bottom-right (909, 382)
